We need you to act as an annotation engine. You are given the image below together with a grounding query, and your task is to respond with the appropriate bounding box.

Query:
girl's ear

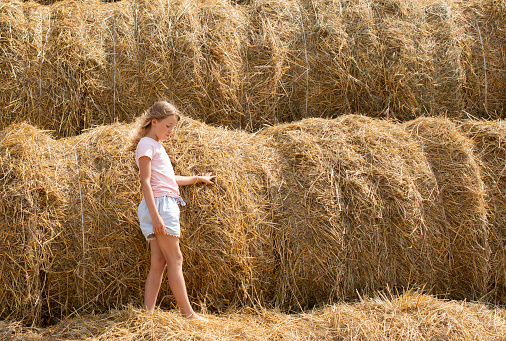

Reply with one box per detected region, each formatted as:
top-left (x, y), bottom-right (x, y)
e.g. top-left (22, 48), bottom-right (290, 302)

top-left (151, 118), bottom-right (158, 127)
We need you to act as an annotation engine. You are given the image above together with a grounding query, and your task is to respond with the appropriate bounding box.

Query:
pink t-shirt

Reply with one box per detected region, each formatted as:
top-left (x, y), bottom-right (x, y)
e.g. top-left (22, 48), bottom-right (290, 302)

top-left (135, 137), bottom-right (181, 198)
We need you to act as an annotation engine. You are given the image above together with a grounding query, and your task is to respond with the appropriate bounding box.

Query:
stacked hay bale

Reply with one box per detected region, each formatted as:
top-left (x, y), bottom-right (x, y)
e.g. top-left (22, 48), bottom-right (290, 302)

top-left (168, 119), bottom-right (279, 310)
top-left (459, 120), bottom-right (506, 302)
top-left (0, 0), bottom-right (111, 137)
top-left (261, 116), bottom-right (491, 309)
top-left (55, 124), bottom-right (146, 318)
top-left (0, 118), bottom-right (279, 323)
top-left (404, 118), bottom-right (491, 299)
top-left (263, 116), bottom-right (441, 308)
top-left (302, 0), bottom-right (464, 120)
top-left (1, 0), bottom-right (505, 138)
top-left (0, 2), bottom-right (46, 131)
top-left (459, 1), bottom-right (506, 117)
top-left (0, 124), bottom-right (73, 325)
top-left (133, 0), bottom-right (248, 127)
top-left (2, 115), bottom-right (501, 325)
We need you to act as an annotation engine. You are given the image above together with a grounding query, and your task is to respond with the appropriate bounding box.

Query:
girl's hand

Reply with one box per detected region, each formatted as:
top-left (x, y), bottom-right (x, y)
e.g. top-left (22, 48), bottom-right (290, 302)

top-left (198, 172), bottom-right (216, 185)
top-left (152, 214), bottom-right (166, 235)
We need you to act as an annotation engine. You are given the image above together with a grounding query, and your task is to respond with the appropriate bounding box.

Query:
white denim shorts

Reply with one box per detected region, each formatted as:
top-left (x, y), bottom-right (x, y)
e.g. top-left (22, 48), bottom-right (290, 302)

top-left (137, 196), bottom-right (186, 240)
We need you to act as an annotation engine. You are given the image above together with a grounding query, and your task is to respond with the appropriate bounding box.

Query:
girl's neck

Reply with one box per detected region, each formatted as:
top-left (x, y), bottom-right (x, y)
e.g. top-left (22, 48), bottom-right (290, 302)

top-left (145, 129), bottom-right (159, 142)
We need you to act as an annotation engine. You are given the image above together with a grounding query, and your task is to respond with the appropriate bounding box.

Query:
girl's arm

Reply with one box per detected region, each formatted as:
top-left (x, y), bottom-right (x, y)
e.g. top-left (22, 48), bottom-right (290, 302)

top-left (175, 172), bottom-right (216, 186)
top-left (138, 156), bottom-right (166, 235)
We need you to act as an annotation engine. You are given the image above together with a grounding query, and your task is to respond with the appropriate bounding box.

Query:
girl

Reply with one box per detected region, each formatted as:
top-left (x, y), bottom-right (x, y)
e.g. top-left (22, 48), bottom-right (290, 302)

top-left (128, 101), bottom-right (215, 321)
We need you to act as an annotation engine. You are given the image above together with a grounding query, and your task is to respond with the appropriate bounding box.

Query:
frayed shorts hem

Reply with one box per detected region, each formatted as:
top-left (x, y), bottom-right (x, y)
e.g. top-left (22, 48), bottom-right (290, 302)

top-left (145, 232), bottom-right (180, 240)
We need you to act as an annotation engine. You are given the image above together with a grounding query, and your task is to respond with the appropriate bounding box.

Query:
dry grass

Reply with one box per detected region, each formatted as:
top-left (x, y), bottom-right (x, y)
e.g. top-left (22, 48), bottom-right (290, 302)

top-left (459, 119), bottom-right (506, 304)
top-left (459, 1), bottom-right (506, 117)
top-left (1, 0), bottom-right (504, 137)
top-left (1, 291), bottom-right (506, 340)
top-left (262, 116), bottom-right (458, 309)
top-left (404, 117), bottom-right (491, 301)
top-left (1, 115), bottom-right (505, 326)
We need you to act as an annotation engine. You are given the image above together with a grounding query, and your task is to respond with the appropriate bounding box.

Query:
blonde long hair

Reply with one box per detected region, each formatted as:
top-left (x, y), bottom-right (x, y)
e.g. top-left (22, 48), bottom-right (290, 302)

top-left (127, 101), bottom-right (181, 152)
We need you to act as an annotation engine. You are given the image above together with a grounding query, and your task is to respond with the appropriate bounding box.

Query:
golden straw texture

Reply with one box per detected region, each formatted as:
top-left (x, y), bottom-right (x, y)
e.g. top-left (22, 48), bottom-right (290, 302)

top-left (1, 116), bottom-right (504, 326)
top-left (1, 291), bottom-right (506, 340)
top-left (459, 119), bottom-right (506, 303)
top-left (0, 0), bottom-right (505, 138)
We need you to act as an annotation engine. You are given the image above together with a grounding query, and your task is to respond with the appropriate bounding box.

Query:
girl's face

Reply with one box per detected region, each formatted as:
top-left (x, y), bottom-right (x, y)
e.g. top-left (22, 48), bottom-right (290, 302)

top-left (151, 115), bottom-right (179, 142)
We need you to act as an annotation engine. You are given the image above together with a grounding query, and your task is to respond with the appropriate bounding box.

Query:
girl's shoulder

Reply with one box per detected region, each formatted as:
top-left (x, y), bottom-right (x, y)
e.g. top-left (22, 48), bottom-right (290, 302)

top-left (136, 137), bottom-right (162, 163)
top-left (136, 137), bottom-right (165, 158)
top-left (138, 136), bottom-right (161, 148)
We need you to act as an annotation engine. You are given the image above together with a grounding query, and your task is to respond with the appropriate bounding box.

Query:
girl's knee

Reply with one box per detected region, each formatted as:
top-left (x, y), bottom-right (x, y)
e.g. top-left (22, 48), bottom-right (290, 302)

top-left (168, 250), bottom-right (183, 267)
top-left (158, 235), bottom-right (183, 263)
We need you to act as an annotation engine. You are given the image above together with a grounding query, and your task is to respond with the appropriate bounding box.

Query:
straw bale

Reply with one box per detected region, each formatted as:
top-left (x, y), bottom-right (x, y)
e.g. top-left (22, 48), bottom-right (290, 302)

top-left (53, 124), bottom-right (146, 318)
top-left (0, 1), bottom-right (47, 130)
top-left (130, 0), bottom-right (248, 126)
top-left (404, 117), bottom-right (491, 299)
top-left (241, 0), bottom-right (302, 126)
top-left (0, 122), bottom-right (149, 324)
top-left (1, 115), bottom-right (503, 325)
top-left (37, 0), bottom-right (112, 137)
top-left (3, 291), bottom-right (506, 340)
top-left (459, 0), bottom-right (506, 118)
top-left (459, 119), bottom-right (506, 302)
top-left (0, 123), bottom-right (72, 325)
top-left (1, 0), bottom-right (504, 137)
top-left (305, 0), bottom-right (465, 120)
top-left (0, 117), bottom-right (279, 323)
top-left (166, 118), bottom-right (279, 310)
top-left (259, 115), bottom-right (486, 310)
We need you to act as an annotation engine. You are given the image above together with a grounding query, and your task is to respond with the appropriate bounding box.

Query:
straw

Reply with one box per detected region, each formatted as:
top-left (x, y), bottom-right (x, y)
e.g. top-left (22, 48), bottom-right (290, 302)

top-left (1, 0), bottom-right (504, 138)
top-left (2, 115), bottom-right (504, 326)
top-left (3, 291), bottom-right (506, 340)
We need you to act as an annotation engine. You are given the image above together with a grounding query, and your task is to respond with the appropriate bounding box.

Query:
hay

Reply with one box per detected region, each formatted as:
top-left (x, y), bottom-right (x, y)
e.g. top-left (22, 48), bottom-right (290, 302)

top-left (459, 1), bottom-right (506, 118)
top-left (2, 115), bottom-right (504, 326)
top-left (260, 115), bottom-right (492, 310)
top-left (0, 117), bottom-right (280, 324)
top-left (167, 118), bottom-right (278, 311)
top-left (1, 0), bottom-right (505, 137)
top-left (302, 0), bottom-right (464, 120)
top-left (2, 291), bottom-right (506, 340)
top-left (0, 123), bottom-right (72, 325)
top-left (0, 0), bottom-right (111, 137)
top-left (459, 119), bottom-right (506, 302)
top-left (0, 122), bottom-right (146, 325)
top-left (404, 117), bottom-right (491, 300)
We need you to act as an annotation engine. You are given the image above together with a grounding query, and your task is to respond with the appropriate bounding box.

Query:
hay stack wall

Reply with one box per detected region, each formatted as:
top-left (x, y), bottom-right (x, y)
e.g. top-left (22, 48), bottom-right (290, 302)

top-left (404, 118), bottom-right (491, 298)
top-left (0, 118), bottom-right (281, 324)
top-left (1, 0), bottom-right (505, 138)
top-left (459, 120), bottom-right (506, 302)
top-left (1, 115), bottom-right (503, 325)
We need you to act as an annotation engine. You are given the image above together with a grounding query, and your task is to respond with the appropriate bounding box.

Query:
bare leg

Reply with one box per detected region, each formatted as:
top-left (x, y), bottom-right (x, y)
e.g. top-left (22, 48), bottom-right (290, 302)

top-left (144, 239), bottom-right (166, 312)
top-left (154, 234), bottom-right (207, 320)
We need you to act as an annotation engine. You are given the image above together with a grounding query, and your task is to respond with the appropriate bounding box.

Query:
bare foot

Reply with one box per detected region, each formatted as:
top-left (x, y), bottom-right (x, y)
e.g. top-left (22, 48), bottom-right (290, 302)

top-left (184, 312), bottom-right (208, 322)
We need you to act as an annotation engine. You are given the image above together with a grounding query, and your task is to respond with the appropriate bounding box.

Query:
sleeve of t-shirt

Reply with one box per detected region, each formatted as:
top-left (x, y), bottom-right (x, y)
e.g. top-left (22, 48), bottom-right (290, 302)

top-left (135, 139), bottom-right (154, 165)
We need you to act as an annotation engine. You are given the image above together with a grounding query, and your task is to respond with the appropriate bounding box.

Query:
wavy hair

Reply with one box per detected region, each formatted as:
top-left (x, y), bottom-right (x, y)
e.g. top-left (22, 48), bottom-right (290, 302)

top-left (127, 101), bottom-right (181, 152)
